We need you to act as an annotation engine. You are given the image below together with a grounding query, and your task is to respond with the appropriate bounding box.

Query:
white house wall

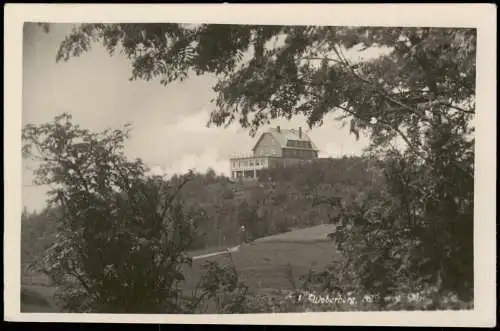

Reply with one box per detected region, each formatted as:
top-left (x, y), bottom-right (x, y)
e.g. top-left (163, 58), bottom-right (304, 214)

top-left (254, 133), bottom-right (282, 157)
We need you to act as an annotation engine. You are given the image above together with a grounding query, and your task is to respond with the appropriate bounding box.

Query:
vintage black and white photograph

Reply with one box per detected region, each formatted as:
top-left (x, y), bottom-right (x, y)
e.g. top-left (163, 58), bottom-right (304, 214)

top-left (4, 4), bottom-right (496, 327)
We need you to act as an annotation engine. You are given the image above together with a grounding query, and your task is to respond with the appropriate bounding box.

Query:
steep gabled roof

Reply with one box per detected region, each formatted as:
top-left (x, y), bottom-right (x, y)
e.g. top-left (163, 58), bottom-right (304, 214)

top-left (252, 127), bottom-right (319, 152)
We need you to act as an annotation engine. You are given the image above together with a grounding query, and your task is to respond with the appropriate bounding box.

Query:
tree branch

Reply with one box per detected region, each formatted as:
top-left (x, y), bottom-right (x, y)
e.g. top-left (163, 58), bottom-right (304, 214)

top-left (424, 100), bottom-right (475, 115)
top-left (159, 172), bottom-right (192, 222)
top-left (300, 56), bottom-right (342, 64)
top-left (315, 43), bottom-right (474, 120)
top-left (63, 259), bottom-right (93, 294)
top-left (337, 105), bottom-right (427, 160)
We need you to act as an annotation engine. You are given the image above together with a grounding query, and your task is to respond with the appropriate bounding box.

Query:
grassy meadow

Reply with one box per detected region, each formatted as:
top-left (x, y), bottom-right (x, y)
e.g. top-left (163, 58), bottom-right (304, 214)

top-left (21, 225), bottom-right (338, 312)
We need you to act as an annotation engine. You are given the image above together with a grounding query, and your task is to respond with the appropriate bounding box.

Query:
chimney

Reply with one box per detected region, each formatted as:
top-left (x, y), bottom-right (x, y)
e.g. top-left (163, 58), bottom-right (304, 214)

top-left (298, 127), bottom-right (302, 138)
top-left (276, 125), bottom-right (280, 133)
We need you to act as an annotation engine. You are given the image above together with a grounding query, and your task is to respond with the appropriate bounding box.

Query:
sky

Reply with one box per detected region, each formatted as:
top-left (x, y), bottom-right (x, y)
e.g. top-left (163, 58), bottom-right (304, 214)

top-left (22, 23), bottom-right (387, 212)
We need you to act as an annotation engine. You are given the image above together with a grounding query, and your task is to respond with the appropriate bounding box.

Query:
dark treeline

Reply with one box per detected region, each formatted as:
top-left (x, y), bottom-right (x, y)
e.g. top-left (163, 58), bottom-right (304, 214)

top-left (22, 155), bottom-right (378, 264)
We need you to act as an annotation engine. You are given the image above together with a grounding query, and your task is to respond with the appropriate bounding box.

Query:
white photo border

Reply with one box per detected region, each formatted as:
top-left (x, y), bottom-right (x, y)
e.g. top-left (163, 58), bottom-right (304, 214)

top-left (4, 3), bottom-right (497, 327)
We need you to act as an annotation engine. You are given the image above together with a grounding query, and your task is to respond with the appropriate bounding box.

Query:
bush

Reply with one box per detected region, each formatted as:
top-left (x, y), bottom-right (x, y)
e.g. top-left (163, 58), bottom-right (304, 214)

top-left (303, 149), bottom-right (473, 310)
top-left (23, 114), bottom-right (201, 313)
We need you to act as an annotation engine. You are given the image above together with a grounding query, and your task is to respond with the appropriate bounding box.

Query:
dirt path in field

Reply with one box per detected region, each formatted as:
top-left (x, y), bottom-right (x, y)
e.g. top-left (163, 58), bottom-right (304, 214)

top-left (191, 245), bottom-right (241, 260)
top-left (255, 224), bottom-right (336, 243)
top-left (191, 224), bottom-right (337, 260)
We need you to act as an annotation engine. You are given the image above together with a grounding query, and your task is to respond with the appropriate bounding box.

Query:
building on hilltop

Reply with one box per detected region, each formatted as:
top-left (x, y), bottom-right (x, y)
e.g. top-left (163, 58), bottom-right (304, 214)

top-left (229, 126), bottom-right (319, 180)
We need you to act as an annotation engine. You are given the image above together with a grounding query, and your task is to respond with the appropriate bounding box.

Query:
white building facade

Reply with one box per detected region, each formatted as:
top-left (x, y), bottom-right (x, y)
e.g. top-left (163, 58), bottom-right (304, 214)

top-left (229, 126), bottom-right (319, 180)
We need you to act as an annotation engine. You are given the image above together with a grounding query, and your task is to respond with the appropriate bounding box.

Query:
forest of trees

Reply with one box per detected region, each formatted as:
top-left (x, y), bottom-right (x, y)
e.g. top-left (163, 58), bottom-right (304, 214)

top-left (22, 155), bottom-right (377, 265)
top-left (22, 24), bottom-right (475, 312)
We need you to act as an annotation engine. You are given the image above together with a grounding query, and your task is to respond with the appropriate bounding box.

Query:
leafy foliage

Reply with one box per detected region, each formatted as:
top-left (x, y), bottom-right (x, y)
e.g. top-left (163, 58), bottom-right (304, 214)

top-left (21, 207), bottom-right (58, 266)
top-left (23, 114), bottom-right (202, 313)
top-left (55, 25), bottom-right (474, 138)
top-left (307, 147), bottom-right (473, 306)
top-left (190, 257), bottom-right (250, 313)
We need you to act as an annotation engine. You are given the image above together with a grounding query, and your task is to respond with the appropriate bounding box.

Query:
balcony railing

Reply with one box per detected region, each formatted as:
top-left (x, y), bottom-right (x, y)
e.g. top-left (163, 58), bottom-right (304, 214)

top-left (229, 153), bottom-right (254, 160)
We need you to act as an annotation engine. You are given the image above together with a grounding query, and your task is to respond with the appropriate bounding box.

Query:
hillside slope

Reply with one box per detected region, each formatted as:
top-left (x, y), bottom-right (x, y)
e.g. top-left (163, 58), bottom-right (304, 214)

top-left (22, 223), bottom-right (339, 313)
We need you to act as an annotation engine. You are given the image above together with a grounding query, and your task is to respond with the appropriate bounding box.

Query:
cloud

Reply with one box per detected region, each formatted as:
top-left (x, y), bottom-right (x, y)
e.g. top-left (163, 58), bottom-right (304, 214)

top-left (150, 148), bottom-right (230, 178)
top-left (167, 148), bottom-right (230, 177)
top-left (171, 107), bottom-right (213, 133)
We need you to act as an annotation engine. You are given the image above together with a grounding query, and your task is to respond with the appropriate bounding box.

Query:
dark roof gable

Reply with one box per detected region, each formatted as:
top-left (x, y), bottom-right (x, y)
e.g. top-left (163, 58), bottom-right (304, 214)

top-left (252, 127), bottom-right (319, 152)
